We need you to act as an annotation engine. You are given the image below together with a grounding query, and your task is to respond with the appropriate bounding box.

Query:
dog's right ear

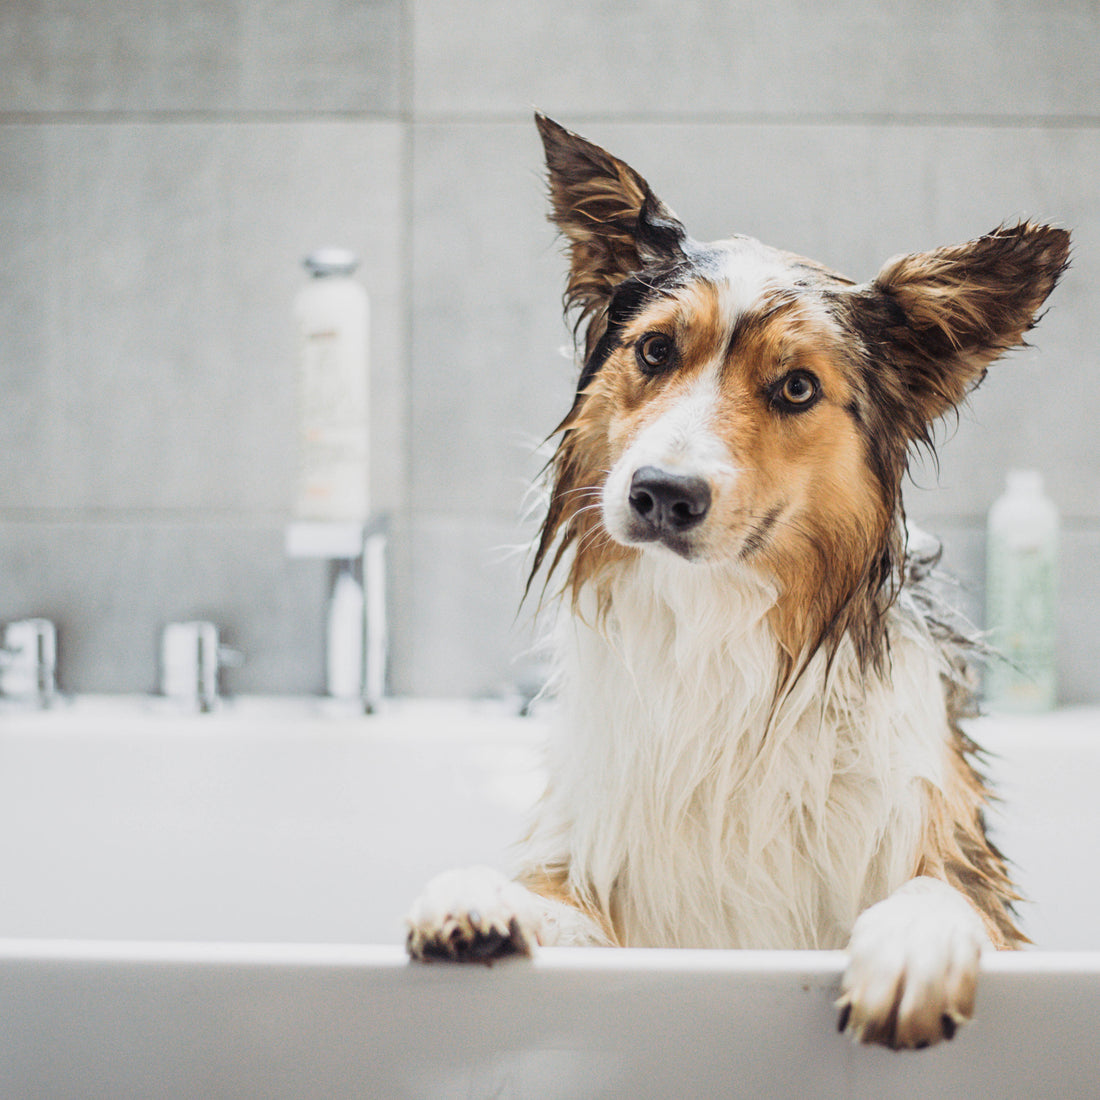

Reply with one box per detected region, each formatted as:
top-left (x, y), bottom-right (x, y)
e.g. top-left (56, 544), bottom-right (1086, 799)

top-left (536, 114), bottom-right (687, 343)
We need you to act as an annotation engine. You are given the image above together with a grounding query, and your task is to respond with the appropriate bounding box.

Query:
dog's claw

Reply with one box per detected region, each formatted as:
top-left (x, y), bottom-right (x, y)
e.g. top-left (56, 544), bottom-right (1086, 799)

top-left (838, 878), bottom-right (984, 1050)
top-left (406, 867), bottom-right (539, 964)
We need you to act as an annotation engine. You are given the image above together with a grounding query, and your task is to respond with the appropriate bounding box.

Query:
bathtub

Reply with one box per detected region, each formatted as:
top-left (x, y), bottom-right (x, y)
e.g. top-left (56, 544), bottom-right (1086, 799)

top-left (0, 697), bottom-right (1097, 1099)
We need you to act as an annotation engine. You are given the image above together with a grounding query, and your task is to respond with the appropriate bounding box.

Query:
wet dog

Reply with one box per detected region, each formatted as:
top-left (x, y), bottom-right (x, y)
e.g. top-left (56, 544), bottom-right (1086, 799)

top-left (407, 115), bottom-right (1069, 1049)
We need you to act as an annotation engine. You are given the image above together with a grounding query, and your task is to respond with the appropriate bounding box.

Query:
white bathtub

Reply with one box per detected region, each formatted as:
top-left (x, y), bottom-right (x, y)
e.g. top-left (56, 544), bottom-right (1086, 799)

top-left (0, 697), bottom-right (1097, 1098)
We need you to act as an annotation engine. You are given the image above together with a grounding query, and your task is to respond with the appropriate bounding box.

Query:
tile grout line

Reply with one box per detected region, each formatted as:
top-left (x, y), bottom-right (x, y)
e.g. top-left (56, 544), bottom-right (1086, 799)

top-left (2, 110), bottom-right (1099, 130)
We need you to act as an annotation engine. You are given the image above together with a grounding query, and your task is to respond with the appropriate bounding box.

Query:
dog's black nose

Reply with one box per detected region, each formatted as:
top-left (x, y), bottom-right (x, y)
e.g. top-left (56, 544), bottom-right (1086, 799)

top-left (628, 466), bottom-right (711, 535)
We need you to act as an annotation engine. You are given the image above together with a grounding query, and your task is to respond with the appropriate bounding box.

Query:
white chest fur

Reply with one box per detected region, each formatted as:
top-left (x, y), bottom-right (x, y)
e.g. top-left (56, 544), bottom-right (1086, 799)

top-left (524, 554), bottom-right (952, 950)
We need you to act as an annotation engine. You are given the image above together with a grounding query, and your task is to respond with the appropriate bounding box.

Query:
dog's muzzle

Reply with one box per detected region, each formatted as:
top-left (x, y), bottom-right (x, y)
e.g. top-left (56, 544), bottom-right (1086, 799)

top-left (627, 466), bottom-right (711, 550)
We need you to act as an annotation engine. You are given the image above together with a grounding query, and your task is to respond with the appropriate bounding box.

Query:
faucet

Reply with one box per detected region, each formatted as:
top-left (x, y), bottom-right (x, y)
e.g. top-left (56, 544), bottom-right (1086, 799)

top-left (286, 516), bottom-right (388, 712)
top-left (160, 621), bottom-right (242, 712)
top-left (0, 618), bottom-right (58, 708)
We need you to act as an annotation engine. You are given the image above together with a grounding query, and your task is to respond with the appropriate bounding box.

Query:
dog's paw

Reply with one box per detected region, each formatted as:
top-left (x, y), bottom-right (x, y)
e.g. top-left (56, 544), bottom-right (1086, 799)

top-left (837, 877), bottom-right (986, 1050)
top-left (406, 866), bottom-right (540, 963)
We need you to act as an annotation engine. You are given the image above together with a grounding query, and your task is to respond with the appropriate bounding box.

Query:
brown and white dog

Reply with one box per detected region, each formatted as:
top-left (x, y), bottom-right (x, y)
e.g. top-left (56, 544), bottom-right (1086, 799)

top-left (406, 115), bottom-right (1070, 1050)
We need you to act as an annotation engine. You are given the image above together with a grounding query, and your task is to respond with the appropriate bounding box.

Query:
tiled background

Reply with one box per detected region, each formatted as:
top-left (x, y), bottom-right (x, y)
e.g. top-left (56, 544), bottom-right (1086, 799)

top-left (2, 1), bottom-right (1098, 700)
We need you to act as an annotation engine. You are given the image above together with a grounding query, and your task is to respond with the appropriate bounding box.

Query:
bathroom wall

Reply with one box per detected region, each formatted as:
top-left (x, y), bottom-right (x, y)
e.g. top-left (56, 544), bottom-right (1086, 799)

top-left (0, 1), bottom-right (408, 694)
top-left (2, 2), bottom-right (1099, 701)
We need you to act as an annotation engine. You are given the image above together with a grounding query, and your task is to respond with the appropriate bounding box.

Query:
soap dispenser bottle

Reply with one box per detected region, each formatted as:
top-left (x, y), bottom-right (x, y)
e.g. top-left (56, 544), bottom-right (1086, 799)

top-left (985, 470), bottom-right (1059, 712)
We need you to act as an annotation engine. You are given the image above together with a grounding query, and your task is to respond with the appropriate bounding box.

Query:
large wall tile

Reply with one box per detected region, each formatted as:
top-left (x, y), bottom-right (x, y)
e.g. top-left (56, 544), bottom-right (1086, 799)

top-left (411, 119), bottom-right (1100, 522)
top-left (414, 0), bottom-right (1100, 119)
top-left (408, 115), bottom-right (1100, 698)
top-left (237, 0), bottom-right (402, 113)
top-left (409, 122), bottom-right (577, 517)
top-left (0, 120), bottom-right (406, 517)
top-left (400, 507), bottom-right (1100, 704)
top-left (398, 512), bottom-right (545, 697)
top-left (203, 121), bottom-right (409, 516)
top-left (1058, 530), bottom-right (1100, 706)
top-left (0, 125), bottom-right (53, 507)
top-left (906, 519), bottom-right (1100, 708)
top-left (0, 2), bottom-right (239, 113)
top-left (0, 519), bottom-right (329, 694)
top-left (0, 0), bottom-right (402, 114)
top-left (893, 126), bottom-right (1099, 522)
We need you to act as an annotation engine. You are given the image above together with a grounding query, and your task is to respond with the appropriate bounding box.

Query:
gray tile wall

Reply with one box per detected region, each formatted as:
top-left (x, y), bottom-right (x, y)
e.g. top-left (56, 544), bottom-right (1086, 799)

top-left (3, 2), bottom-right (1099, 702)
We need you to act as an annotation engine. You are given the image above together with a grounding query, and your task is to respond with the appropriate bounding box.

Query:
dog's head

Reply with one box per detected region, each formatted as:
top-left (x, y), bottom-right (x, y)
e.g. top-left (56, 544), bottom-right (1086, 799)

top-left (532, 114), bottom-right (1069, 665)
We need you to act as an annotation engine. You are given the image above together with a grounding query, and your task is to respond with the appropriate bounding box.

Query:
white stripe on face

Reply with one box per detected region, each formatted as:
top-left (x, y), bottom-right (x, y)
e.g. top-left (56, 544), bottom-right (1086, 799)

top-left (600, 364), bottom-right (737, 548)
top-left (713, 236), bottom-right (789, 321)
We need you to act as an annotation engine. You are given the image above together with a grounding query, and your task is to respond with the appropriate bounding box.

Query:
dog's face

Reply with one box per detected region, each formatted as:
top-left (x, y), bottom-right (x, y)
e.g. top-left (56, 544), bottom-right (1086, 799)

top-left (532, 115), bottom-right (1069, 663)
top-left (591, 237), bottom-right (878, 569)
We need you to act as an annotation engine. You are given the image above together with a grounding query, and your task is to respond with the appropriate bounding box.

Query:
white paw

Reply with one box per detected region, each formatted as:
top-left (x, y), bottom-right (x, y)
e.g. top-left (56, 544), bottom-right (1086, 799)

top-left (837, 878), bottom-right (986, 1049)
top-left (405, 866), bottom-right (541, 963)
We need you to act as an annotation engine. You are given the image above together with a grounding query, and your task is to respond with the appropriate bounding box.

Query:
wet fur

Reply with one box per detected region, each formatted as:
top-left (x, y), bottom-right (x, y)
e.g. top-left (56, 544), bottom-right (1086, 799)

top-left (408, 115), bottom-right (1070, 1050)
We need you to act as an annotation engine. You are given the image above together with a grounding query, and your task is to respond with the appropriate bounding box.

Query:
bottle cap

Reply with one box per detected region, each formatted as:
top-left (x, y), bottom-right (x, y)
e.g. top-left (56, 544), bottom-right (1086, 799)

top-left (303, 248), bottom-right (360, 277)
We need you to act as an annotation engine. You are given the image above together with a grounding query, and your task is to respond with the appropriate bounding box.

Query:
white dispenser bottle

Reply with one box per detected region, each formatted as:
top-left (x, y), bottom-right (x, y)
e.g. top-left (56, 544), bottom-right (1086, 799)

top-left (292, 249), bottom-right (370, 523)
top-left (985, 470), bottom-right (1059, 712)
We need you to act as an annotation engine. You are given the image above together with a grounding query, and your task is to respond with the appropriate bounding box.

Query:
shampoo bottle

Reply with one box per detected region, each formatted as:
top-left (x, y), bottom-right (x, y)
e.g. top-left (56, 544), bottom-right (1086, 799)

top-left (985, 470), bottom-right (1059, 712)
top-left (293, 249), bottom-right (370, 523)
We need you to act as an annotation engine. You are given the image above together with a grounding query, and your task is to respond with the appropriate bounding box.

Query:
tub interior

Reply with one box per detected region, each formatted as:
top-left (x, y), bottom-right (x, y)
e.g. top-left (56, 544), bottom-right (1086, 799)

top-left (0, 697), bottom-right (1096, 950)
top-left (1, 698), bottom-right (1098, 1099)
top-left (0, 698), bottom-right (540, 945)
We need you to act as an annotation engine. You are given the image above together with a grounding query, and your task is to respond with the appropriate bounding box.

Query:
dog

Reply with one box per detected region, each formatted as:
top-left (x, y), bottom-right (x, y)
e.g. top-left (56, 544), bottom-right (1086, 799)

top-left (406, 114), bottom-right (1070, 1050)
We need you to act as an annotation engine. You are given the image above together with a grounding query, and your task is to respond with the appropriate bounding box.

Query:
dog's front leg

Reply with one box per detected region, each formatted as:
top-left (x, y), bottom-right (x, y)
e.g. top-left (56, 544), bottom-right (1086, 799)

top-left (406, 865), bottom-right (610, 963)
top-left (837, 876), bottom-right (988, 1049)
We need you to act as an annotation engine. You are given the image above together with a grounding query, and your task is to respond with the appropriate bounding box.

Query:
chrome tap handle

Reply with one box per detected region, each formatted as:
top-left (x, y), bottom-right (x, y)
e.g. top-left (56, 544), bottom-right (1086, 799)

top-left (160, 622), bottom-right (242, 712)
top-left (0, 619), bottom-right (58, 707)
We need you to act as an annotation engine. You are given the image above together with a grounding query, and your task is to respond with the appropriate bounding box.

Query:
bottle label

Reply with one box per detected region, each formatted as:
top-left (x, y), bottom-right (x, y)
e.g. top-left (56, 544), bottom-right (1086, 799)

top-left (297, 326), bottom-right (369, 521)
top-left (986, 541), bottom-right (1057, 711)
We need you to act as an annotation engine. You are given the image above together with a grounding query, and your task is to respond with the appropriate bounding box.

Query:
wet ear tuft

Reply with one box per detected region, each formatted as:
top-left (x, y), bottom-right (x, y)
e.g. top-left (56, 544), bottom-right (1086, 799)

top-left (868, 221), bottom-right (1070, 422)
top-left (535, 113), bottom-right (687, 349)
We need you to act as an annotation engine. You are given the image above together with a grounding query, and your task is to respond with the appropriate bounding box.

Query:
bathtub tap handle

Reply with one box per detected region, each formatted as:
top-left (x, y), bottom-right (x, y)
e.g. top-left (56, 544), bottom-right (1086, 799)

top-left (160, 622), bottom-right (242, 712)
top-left (0, 618), bottom-right (58, 708)
top-left (218, 642), bottom-right (244, 671)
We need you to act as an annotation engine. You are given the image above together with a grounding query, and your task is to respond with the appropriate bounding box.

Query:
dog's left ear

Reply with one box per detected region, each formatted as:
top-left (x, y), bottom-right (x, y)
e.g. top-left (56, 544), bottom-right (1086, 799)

top-left (536, 114), bottom-right (687, 342)
top-left (853, 222), bottom-right (1070, 427)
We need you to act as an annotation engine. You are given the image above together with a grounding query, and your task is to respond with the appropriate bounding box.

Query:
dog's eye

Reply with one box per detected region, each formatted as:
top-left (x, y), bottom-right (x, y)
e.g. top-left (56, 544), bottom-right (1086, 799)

top-left (636, 332), bottom-right (675, 375)
top-left (771, 370), bottom-right (820, 413)
top-left (782, 372), bottom-right (816, 404)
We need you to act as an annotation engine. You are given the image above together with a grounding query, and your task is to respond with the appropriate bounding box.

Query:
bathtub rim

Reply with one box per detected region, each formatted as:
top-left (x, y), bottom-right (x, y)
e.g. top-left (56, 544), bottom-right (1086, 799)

top-left (2, 940), bottom-right (1099, 976)
top-left (4, 944), bottom-right (1100, 1098)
